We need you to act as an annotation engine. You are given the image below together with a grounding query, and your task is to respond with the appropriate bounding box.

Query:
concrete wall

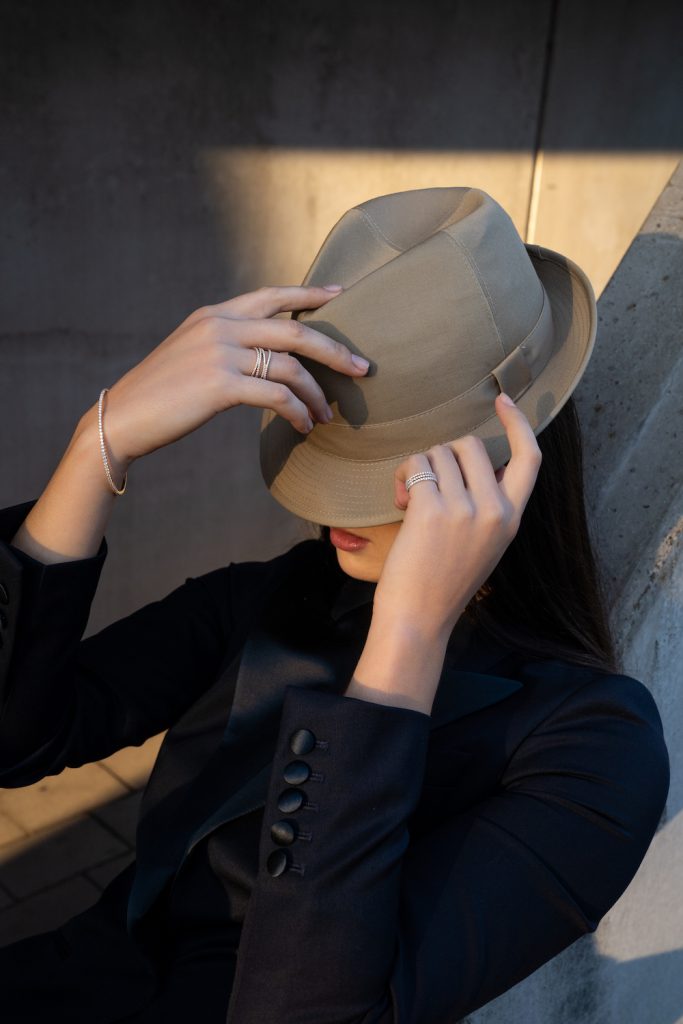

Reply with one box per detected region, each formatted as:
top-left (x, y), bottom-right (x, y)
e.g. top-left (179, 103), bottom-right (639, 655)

top-left (466, 158), bottom-right (683, 1024)
top-left (1, 0), bottom-right (681, 632)
top-left (0, 1), bottom-right (681, 1019)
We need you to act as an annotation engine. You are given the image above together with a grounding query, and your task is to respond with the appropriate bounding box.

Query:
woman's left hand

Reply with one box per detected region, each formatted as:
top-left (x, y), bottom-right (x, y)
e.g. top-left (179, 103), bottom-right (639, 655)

top-left (372, 392), bottom-right (542, 644)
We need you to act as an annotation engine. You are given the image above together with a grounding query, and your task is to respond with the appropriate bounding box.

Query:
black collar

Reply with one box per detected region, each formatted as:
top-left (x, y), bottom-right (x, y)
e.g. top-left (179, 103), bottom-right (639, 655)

top-left (319, 538), bottom-right (514, 678)
top-left (330, 572), bottom-right (378, 622)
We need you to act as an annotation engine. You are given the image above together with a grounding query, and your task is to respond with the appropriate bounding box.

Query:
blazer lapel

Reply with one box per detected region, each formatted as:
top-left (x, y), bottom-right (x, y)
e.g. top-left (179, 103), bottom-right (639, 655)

top-left (128, 545), bottom-right (358, 931)
top-left (190, 550), bottom-right (522, 835)
top-left (430, 613), bottom-right (523, 727)
top-left (127, 543), bottom-right (522, 931)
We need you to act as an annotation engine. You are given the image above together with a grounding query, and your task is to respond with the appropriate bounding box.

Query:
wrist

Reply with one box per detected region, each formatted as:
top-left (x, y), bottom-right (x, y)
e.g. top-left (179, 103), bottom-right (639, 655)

top-left (344, 610), bottom-right (452, 714)
top-left (370, 598), bottom-right (459, 649)
top-left (69, 409), bottom-right (132, 497)
top-left (74, 403), bottom-right (135, 477)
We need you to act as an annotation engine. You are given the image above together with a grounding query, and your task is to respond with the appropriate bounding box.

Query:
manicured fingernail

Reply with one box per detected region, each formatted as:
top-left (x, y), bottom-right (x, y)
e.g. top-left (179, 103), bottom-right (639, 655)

top-left (305, 416), bottom-right (314, 432)
top-left (499, 392), bottom-right (515, 406)
top-left (351, 354), bottom-right (370, 371)
top-left (324, 402), bottom-right (334, 420)
top-left (323, 284), bottom-right (343, 291)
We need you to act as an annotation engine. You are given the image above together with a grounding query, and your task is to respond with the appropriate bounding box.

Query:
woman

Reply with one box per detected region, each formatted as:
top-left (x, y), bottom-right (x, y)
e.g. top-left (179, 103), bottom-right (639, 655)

top-left (0, 187), bottom-right (670, 1023)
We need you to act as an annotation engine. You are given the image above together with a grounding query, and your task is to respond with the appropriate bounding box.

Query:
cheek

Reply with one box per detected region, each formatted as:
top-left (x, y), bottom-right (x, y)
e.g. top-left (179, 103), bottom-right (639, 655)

top-left (375, 530), bottom-right (400, 564)
top-left (382, 525), bottom-right (402, 548)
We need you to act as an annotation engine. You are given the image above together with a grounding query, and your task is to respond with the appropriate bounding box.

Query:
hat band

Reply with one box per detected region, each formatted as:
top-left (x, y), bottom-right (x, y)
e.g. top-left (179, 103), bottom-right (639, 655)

top-left (308, 286), bottom-right (555, 462)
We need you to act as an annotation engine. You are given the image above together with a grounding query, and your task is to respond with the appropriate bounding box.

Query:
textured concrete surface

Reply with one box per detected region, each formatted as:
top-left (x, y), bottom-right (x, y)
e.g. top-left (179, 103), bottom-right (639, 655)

top-left (466, 161), bottom-right (683, 1024)
top-left (0, 2), bottom-right (681, 1019)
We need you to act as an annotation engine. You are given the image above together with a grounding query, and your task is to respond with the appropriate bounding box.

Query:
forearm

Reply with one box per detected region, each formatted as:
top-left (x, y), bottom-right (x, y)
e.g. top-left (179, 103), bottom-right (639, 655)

top-left (227, 684), bottom-right (431, 1024)
top-left (9, 401), bottom-right (133, 564)
top-left (344, 606), bottom-right (452, 715)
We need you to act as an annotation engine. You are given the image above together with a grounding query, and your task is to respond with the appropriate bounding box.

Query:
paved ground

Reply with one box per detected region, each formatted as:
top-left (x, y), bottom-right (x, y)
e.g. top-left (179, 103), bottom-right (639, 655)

top-left (0, 733), bottom-right (164, 947)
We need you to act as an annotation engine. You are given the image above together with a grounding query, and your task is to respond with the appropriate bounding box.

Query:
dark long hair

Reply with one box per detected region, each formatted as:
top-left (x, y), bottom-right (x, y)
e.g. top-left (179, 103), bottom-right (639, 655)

top-left (314, 395), bottom-right (619, 675)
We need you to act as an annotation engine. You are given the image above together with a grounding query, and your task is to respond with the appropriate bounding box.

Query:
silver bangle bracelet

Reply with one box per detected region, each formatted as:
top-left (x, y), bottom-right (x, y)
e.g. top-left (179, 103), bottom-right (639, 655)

top-left (98, 388), bottom-right (127, 496)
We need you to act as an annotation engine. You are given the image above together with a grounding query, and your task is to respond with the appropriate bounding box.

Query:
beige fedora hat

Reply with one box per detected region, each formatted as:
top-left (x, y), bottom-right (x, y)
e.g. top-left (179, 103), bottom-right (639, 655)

top-left (259, 186), bottom-right (597, 528)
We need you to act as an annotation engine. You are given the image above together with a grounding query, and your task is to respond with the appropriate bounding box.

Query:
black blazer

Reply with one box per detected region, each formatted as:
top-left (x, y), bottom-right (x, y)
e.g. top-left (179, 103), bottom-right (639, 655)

top-left (0, 497), bottom-right (671, 1023)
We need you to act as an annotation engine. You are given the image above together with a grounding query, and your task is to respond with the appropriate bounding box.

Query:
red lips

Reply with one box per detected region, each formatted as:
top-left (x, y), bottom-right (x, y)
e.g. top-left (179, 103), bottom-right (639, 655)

top-left (329, 528), bottom-right (370, 552)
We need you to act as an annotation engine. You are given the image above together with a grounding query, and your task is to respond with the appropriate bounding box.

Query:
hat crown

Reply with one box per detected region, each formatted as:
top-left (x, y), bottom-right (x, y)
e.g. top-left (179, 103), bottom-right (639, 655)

top-left (290, 187), bottom-right (547, 428)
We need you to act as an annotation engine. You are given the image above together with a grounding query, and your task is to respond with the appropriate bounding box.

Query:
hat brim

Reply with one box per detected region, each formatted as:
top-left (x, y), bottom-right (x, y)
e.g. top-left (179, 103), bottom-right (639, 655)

top-left (260, 244), bottom-right (597, 528)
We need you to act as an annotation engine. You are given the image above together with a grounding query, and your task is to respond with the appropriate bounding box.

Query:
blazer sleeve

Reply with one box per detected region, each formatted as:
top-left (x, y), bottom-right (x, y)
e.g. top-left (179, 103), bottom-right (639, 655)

top-left (0, 497), bottom-right (245, 788)
top-left (226, 670), bottom-right (670, 1023)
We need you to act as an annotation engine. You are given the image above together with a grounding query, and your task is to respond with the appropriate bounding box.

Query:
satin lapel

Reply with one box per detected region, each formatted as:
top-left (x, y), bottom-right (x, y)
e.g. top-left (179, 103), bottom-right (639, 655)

top-left (127, 545), bottom-right (523, 931)
top-left (128, 548), bottom-right (365, 931)
top-left (189, 563), bottom-right (523, 832)
top-left (430, 669), bottom-right (522, 728)
top-left (429, 622), bottom-right (523, 728)
top-left (186, 646), bottom-right (523, 862)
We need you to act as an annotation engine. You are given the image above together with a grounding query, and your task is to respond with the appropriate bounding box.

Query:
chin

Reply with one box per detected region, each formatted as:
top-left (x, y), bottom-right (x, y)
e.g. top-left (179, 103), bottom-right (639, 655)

top-left (336, 549), bottom-right (381, 582)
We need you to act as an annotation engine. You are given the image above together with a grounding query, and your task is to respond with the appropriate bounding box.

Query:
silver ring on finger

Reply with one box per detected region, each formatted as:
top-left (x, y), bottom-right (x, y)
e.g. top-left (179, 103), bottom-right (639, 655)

top-left (250, 347), bottom-right (273, 380)
top-left (250, 347), bottom-right (263, 377)
top-left (405, 470), bottom-right (439, 491)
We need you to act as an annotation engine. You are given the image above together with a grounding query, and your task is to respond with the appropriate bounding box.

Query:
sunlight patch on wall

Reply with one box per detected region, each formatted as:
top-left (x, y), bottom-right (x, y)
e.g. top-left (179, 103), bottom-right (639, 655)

top-left (528, 151), bottom-right (680, 296)
top-left (197, 147), bottom-right (680, 301)
top-left (196, 147), bottom-right (534, 291)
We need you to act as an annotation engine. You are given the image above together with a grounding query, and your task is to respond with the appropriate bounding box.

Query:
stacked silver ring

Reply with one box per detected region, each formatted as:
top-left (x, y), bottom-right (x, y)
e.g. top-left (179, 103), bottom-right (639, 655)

top-left (405, 470), bottom-right (439, 491)
top-left (251, 347), bottom-right (273, 379)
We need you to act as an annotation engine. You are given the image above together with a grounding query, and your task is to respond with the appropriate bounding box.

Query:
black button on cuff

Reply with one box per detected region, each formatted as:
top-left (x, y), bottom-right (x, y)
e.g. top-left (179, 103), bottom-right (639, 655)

top-left (289, 728), bottom-right (316, 755)
top-left (277, 788), bottom-right (306, 814)
top-left (270, 819), bottom-right (298, 846)
top-left (267, 847), bottom-right (292, 876)
top-left (283, 760), bottom-right (311, 785)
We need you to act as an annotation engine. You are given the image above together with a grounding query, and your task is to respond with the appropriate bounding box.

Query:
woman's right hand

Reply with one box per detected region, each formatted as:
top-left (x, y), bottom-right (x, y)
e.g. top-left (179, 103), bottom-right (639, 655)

top-left (80, 284), bottom-right (369, 468)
